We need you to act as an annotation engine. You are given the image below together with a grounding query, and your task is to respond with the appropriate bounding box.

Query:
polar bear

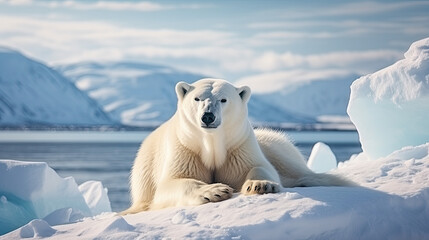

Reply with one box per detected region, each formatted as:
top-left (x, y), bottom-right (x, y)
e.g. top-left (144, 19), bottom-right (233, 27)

top-left (121, 78), bottom-right (353, 214)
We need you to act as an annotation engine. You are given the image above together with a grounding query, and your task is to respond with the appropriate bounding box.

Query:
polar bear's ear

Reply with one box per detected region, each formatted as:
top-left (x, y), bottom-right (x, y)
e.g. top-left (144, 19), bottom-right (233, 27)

top-left (237, 86), bottom-right (251, 103)
top-left (175, 81), bottom-right (193, 101)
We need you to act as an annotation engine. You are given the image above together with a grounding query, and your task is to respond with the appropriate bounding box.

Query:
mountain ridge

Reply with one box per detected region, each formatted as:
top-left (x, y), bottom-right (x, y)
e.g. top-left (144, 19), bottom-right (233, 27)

top-left (0, 47), bottom-right (114, 126)
top-left (58, 61), bottom-right (317, 127)
top-left (0, 46), bottom-right (356, 129)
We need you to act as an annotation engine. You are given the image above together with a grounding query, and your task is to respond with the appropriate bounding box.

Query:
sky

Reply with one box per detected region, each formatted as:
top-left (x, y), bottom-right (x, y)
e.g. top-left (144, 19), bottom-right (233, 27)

top-left (0, 0), bottom-right (428, 89)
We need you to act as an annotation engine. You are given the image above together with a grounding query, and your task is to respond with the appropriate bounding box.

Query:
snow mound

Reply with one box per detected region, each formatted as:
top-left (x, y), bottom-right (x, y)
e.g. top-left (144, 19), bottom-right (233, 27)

top-left (347, 37), bottom-right (429, 160)
top-left (80, 216), bottom-right (136, 239)
top-left (337, 143), bottom-right (429, 197)
top-left (3, 142), bottom-right (429, 239)
top-left (0, 160), bottom-right (111, 235)
top-left (19, 219), bottom-right (56, 238)
top-left (307, 142), bottom-right (337, 173)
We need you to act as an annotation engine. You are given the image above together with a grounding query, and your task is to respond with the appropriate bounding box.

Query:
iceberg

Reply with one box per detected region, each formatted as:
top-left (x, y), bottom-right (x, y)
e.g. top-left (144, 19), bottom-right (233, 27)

top-left (347, 37), bottom-right (429, 160)
top-left (0, 160), bottom-right (111, 235)
top-left (79, 181), bottom-right (112, 216)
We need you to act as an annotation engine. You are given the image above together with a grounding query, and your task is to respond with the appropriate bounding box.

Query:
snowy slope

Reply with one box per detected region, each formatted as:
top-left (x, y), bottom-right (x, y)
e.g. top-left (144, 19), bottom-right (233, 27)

top-left (58, 62), bottom-right (315, 126)
top-left (0, 47), bottom-right (112, 126)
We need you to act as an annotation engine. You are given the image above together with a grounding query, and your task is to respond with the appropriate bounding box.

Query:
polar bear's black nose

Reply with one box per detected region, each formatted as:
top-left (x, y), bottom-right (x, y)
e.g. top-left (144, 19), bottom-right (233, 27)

top-left (202, 112), bottom-right (216, 126)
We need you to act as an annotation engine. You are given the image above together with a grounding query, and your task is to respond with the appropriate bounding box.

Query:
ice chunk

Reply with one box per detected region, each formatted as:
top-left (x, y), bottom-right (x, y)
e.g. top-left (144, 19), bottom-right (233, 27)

top-left (347, 37), bottom-right (429, 160)
top-left (79, 181), bottom-right (112, 216)
top-left (0, 160), bottom-right (91, 235)
top-left (307, 142), bottom-right (337, 173)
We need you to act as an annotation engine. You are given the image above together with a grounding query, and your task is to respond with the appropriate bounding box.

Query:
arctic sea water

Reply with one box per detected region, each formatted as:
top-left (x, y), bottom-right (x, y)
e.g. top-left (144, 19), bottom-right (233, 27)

top-left (0, 130), bottom-right (361, 212)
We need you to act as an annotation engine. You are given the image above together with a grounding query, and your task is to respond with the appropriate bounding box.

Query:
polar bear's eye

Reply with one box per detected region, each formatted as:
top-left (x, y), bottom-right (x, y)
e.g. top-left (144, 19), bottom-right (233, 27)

top-left (194, 97), bottom-right (200, 101)
top-left (221, 99), bottom-right (227, 103)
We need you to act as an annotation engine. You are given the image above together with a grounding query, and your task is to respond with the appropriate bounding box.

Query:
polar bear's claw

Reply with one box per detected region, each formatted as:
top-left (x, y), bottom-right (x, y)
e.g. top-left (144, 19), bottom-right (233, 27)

top-left (198, 183), bottom-right (233, 204)
top-left (242, 180), bottom-right (281, 195)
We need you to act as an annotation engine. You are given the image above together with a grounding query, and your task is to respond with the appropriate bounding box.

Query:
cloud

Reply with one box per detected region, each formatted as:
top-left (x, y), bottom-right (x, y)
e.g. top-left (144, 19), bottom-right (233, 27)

top-left (248, 20), bottom-right (429, 40)
top-left (0, 15), bottom-right (246, 77)
top-left (235, 69), bottom-right (353, 94)
top-left (320, 1), bottom-right (429, 17)
top-left (48, 1), bottom-right (166, 11)
top-left (248, 19), bottom-right (427, 31)
top-left (247, 50), bottom-right (402, 73)
top-left (231, 49), bottom-right (403, 92)
top-left (2, 0), bottom-right (33, 5)
top-left (0, 13), bottom-right (405, 83)
top-left (304, 50), bottom-right (402, 69)
top-left (252, 31), bottom-right (335, 40)
top-left (0, 15), bottom-right (235, 57)
top-left (267, 1), bottom-right (429, 19)
top-left (0, 14), bottom-right (403, 76)
top-left (0, 0), bottom-right (211, 11)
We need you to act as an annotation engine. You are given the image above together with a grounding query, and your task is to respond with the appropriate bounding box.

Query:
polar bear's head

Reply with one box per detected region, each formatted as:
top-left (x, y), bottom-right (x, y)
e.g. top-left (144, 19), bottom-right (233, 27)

top-left (175, 78), bottom-right (251, 131)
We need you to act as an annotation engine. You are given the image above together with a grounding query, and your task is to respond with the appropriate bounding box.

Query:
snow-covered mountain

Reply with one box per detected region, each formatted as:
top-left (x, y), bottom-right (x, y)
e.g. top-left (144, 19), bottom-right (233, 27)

top-left (57, 62), bottom-right (207, 127)
top-left (240, 74), bottom-right (359, 119)
top-left (0, 45), bottom-right (354, 128)
top-left (58, 62), bottom-right (315, 127)
top-left (0, 47), bottom-right (113, 126)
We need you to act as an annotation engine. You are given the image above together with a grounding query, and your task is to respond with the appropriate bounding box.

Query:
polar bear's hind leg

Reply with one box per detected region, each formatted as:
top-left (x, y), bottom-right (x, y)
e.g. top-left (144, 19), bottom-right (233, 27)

top-left (255, 128), bottom-right (355, 187)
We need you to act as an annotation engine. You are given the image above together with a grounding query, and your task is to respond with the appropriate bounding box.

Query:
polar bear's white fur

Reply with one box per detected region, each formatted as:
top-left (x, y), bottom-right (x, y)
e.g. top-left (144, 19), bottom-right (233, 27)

top-left (122, 78), bottom-right (353, 214)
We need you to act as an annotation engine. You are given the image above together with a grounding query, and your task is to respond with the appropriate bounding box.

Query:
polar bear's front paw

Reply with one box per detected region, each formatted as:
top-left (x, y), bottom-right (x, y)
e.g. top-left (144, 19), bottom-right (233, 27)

top-left (241, 180), bottom-right (280, 195)
top-left (197, 183), bottom-right (233, 204)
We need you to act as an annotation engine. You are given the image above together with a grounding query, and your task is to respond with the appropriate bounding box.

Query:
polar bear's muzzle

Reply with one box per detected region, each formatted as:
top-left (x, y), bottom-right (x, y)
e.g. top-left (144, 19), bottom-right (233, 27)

top-left (197, 97), bottom-right (222, 129)
top-left (201, 112), bottom-right (217, 128)
top-left (201, 112), bottom-right (218, 128)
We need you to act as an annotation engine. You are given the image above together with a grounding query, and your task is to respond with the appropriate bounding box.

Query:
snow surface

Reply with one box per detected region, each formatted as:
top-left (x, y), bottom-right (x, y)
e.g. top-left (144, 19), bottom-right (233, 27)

top-left (0, 47), bottom-right (113, 126)
top-left (0, 160), bottom-right (111, 235)
top-left (1, 143), bottom-right (429, 239)
top-left (307, 142), bottom-right (337, 173)
top-left (347, 37), bottom-right (429, 160)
